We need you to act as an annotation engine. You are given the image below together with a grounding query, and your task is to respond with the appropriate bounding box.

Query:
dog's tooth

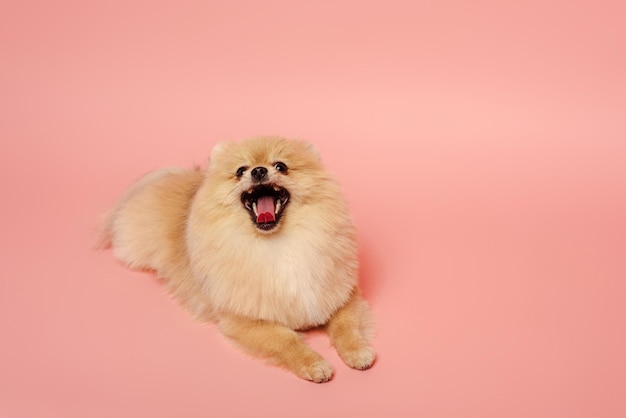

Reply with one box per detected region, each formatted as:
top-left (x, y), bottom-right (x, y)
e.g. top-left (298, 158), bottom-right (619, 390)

top-left (275, 200), bottom-right (281, 213)
top-left (252, 201), bottom-right (258, 216)
top-left (273, 186), bottom-right (280, 191)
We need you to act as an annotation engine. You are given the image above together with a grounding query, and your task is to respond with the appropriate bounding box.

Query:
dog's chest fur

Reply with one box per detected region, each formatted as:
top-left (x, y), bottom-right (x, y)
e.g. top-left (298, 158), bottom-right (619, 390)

top-left (197, 230), bottom-right (356, 330)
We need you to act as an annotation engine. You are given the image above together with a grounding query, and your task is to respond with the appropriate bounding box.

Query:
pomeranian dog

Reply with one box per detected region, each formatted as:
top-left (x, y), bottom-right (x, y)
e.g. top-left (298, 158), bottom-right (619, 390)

top-left (99, 137), bottom-right (375, 382)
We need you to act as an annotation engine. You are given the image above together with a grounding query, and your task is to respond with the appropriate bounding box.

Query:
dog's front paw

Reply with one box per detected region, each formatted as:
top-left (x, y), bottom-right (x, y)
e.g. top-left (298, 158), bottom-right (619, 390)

top-left (339, 345), bottom-right (376, 370)
top-left (299, 359), bottom-right (334, 383)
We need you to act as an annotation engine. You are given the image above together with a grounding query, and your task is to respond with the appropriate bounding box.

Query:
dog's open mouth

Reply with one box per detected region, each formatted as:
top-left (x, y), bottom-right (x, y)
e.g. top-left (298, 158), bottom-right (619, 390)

top-left (241, 185), bottom-right (290, 231)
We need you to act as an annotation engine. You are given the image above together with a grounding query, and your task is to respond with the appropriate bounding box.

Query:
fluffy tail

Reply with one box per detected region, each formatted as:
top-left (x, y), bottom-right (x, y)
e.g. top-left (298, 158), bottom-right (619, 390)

top-left (92, 167), bottom-right (189, 251)
top-left (93, 208), bottom-right (115, 250)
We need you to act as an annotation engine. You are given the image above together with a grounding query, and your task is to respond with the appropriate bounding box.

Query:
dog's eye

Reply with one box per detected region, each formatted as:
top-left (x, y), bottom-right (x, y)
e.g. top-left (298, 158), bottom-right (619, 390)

top-left (236, 166), bottom-right (247, 178)
top-left (274, 162), bottom-right (288, 173)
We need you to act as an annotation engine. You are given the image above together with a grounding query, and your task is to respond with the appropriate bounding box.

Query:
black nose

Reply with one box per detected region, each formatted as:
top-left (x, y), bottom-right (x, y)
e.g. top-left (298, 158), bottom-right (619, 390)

top-left (251, 166), bottom-right (268, 182)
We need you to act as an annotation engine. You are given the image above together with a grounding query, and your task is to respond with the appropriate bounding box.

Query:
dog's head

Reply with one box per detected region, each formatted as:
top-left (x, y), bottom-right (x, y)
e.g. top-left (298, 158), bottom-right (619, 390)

top-left (206, 137), bottom-right (328, 234)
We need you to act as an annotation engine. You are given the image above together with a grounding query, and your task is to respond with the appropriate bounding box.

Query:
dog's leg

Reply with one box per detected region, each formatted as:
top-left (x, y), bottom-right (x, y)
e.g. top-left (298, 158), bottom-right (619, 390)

top-left (326, 289), bottom-right (376, 370)
top-left (218, 315), bottom-right (334, 383)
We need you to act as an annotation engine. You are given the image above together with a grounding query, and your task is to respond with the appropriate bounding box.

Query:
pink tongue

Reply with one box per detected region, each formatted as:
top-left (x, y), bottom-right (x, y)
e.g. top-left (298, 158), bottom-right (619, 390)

top-left (256, 196), bottom-right (276, 223)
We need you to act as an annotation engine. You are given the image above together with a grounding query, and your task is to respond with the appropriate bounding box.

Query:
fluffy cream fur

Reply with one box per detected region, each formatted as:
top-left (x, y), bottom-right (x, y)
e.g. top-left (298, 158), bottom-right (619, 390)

top-left (101, 137), bottom-right (375, 382)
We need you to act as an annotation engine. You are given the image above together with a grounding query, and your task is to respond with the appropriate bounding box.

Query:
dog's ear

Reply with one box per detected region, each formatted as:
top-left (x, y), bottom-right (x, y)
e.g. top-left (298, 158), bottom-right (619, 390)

top-left (300, 140), bottom-right (321, 161)
top-left (209, 141), bottom-right (235, 164)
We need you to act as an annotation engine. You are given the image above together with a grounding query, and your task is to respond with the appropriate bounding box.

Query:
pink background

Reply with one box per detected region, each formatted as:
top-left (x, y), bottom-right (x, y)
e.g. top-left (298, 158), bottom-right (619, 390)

top-left (1, 1), bottom-right (625, 417)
